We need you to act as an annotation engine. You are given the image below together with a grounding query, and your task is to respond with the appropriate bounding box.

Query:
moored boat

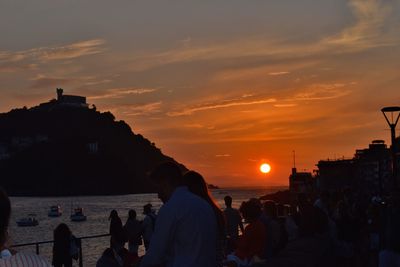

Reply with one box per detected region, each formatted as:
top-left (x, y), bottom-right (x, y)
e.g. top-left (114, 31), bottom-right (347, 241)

top-left (48, 205), bottom-right (62, 217)
top-left (16, 214), bottom-right (39, 227)
top-left (70, 207), bottom-right (87, 222)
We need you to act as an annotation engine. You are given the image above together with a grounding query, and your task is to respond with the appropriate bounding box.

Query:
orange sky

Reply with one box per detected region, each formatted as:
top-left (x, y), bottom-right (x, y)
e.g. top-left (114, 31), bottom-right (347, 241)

top-left (1, 0), bottom-right (400, 187)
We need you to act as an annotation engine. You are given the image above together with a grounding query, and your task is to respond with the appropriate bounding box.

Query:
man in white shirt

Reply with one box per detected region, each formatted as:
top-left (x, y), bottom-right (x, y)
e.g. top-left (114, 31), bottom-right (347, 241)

top-left (140, 162), bottom-right (217, 267)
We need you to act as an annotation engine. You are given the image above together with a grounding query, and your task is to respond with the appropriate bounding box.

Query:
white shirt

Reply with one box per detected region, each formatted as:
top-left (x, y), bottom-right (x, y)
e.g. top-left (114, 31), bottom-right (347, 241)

top-left (0, 251), bottom-right (51, 267)
top-left (140, 186), bottom-right (217, 267)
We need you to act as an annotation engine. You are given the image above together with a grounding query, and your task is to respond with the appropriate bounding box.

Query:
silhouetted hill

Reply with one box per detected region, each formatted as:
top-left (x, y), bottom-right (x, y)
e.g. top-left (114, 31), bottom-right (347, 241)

top-left (0, 100), bottom-right (185, 196)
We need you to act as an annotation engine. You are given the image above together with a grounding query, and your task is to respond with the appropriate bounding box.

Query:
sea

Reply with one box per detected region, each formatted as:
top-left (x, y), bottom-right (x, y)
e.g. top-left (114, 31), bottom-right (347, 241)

top-left (8, 186), bottom-right (286, 266)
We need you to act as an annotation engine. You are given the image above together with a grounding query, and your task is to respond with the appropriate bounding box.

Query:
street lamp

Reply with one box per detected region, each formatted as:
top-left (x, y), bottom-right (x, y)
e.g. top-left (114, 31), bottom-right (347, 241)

top-left (381, 106), bottom-right (400, 192)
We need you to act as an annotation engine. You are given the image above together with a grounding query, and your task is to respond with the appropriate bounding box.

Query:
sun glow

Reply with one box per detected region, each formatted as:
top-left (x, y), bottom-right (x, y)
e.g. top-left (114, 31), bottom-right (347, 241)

top-left (260, 163), bottom-right (271, 174)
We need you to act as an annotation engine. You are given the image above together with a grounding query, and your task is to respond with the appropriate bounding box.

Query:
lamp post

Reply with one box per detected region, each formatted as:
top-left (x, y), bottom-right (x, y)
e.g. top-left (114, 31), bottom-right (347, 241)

top-left (381, 106), bottom-right (400, 192)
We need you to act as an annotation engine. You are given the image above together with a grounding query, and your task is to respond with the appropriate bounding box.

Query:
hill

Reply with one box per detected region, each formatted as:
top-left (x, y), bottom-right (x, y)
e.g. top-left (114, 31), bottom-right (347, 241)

top-left (0, 92), bottom-right (185, 196)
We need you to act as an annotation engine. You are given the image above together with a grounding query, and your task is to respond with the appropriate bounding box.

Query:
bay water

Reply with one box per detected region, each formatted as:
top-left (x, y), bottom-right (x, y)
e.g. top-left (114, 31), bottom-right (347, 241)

top-left (9, 186), bottom-right (286, 266)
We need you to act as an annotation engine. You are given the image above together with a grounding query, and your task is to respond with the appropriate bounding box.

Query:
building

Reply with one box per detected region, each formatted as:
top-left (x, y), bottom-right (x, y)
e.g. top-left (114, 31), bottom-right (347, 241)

top-left (56, 88), bottom-right (88, 108)
top-left (316, 159), bottom-right (355, 192)
top-left (289, 167), bottom-right (314, 193)
top-left (354, 140), bottom-right (391, 194)
top-left (316, 140), bottom-right (393, 194)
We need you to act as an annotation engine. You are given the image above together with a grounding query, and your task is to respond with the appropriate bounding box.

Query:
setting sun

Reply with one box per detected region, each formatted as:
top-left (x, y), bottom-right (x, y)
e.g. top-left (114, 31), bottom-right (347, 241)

top-left (260, 163), bottom-right (271, 174)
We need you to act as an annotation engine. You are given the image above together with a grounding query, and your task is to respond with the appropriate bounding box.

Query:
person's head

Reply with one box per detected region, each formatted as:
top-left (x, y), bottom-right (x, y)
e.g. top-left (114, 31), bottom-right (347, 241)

top-left (54, 223), bottom-right (71, 241)
top-left (109, 209), bottom-right (119, 220)
top-left (240, 200), bottom-right (261, 223)
top-left (0, 188), bottom-right (11, 247)
top-left (263, 200), bottom-right (277, 218)
top-left (150, 161), bottom-right (183, 202)
top-left (128, 209), bottom-right (137, 220)
top-left (183, 171), bottom-right (209, 200)
top-left (224, 195), bottom-right (233, 208)
top-left (183, 171), bottom-right (226, 233)
top-left (143, 204), bottom-right (152, 215)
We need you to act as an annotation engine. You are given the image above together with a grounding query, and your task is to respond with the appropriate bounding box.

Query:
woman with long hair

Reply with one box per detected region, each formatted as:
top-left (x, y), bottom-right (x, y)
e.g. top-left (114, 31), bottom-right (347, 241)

top-left (183, 170), bottom-right (226, 267)
top-left (109, 210), bottom-right (125, 250)
top-left (53, 223), bottom-right (77, 267)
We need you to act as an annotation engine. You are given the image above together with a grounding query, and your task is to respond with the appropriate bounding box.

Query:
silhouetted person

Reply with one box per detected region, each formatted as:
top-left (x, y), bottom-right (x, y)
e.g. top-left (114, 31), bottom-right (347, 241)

top-left (293, 193), bottom-right (315, 237)
top-left (223, 195), bottom-right (244, 247)
top-left (142, 203), bottom-right (156, 251)
top-left (140, 161), bottom-right (217, 267)
top-left (109, 210), bottom-right (125, 250)
top-left (183, 170), bottom-right (226, 267)
top-left (260, 200), bottom-right (282, 258)
top-left (379, 193), bottom-right (400, 267)
top-left (53, 223), bottom-right (78, 267)
top-left (96, 237), bottom-right (138, 267)
top-left (123, 209), bottom-right (142, 254)
top-left (0, 187), bottom-right (51, 266)
top-left (226, 199), bottom-right (266, 266)
top-left (283, 205), bottom-right (298, 242)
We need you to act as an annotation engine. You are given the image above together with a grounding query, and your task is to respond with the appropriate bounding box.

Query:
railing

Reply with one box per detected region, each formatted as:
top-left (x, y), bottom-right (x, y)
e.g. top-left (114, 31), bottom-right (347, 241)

top-left (11, 233), bottom-right (110, 267)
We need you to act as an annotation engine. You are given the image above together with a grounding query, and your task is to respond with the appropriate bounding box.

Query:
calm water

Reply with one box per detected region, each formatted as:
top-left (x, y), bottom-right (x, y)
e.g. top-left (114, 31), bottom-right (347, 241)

top-left (9, 187), bottom-right (286, 266)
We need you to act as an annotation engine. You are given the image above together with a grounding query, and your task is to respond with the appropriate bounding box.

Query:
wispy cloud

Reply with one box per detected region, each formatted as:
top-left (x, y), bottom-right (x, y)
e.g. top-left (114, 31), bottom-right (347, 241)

top-left (324, 0), bottom-right (394, 48)
top-left (0, 39), bottom-right (106, 73)
top-left (268, 71), bottom-right (290, 76)
top-left (33, 39), bottom-right (106, 61)
top-left (30, 75), bottom-right (74, 89)
top-left (122, 101), bottom-right (163, 116)
top-left (291, 83), bottom-right (352, 101)
top-left (167, 97), bottom-right (276, 116)
top-left (125, 1), bottom-right (398, 74)
top-left (87, 88), bottom-right (157, 100)
top-left (215, 154), bottom-right (231, 157)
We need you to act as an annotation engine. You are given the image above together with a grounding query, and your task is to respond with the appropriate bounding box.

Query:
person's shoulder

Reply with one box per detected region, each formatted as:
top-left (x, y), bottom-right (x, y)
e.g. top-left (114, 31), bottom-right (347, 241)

top-left (7, 252), bottom-right (51, 266)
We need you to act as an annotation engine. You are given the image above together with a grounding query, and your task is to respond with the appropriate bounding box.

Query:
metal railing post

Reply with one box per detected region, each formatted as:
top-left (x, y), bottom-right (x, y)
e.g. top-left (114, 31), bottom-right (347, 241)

top-left (78, 238), bottom-right (83, 267)
top-left (11, 233), bottom-right (110, 265)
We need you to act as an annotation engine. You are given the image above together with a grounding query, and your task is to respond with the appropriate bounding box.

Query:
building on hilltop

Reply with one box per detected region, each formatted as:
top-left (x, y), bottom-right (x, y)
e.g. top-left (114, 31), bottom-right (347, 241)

top-left (56, 88), bottom-right (88, 108)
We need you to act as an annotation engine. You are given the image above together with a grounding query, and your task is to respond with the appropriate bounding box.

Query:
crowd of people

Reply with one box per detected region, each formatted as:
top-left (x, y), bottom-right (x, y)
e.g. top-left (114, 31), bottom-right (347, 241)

top-left (1, 161), bottom-right (399, 267)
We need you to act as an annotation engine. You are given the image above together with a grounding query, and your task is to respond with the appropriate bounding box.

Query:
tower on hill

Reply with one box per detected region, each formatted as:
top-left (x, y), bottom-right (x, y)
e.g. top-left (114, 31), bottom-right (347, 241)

top-left (56, 88), bottom-right (88, 108)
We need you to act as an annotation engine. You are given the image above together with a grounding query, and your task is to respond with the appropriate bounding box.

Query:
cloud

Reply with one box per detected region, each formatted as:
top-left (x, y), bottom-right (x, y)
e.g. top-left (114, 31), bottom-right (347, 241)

top-left (324, 0), bottom-right (393, 48)
top-left (215, 154), bottom-right (231, 157)
top-left (87, 88), bottom-right (157, 100)
top-left (0, 63), bottom-right (37, 73)
top-left (167, 97), bottom-right (277, 116)
top-left (30, 76), bottom-right (74, 89)
top-left (0, 39), bottom-right (106, 73)
top-left (124, 1), bottom-right (398, 74)
top-left (30, 39), bottom-right (106, 61)
top-left (268, 71), bottom-right (290, 76)
top-left (122, 101), bottom-right (162, 116)
top-left (291, 83), bottom-right (352, 101)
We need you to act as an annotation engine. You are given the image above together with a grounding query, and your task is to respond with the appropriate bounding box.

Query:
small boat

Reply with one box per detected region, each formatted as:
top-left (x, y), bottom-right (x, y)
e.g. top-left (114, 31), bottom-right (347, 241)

top-left (70, 207), bottom-right (87, 222)
top-left (48, 205), bottom-right (62, 217)
top-left (16, 214), bottom-right (39, 227)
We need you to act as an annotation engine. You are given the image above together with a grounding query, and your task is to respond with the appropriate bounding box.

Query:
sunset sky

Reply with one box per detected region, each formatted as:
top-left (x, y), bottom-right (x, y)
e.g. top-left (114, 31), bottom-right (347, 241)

top-left (1, 0), bottom-right (400, 187)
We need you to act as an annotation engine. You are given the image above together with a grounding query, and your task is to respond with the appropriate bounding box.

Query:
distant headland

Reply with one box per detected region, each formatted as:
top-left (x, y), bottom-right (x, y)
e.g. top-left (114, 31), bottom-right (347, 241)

top-left (0, 89), bottom-right (187, 196)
